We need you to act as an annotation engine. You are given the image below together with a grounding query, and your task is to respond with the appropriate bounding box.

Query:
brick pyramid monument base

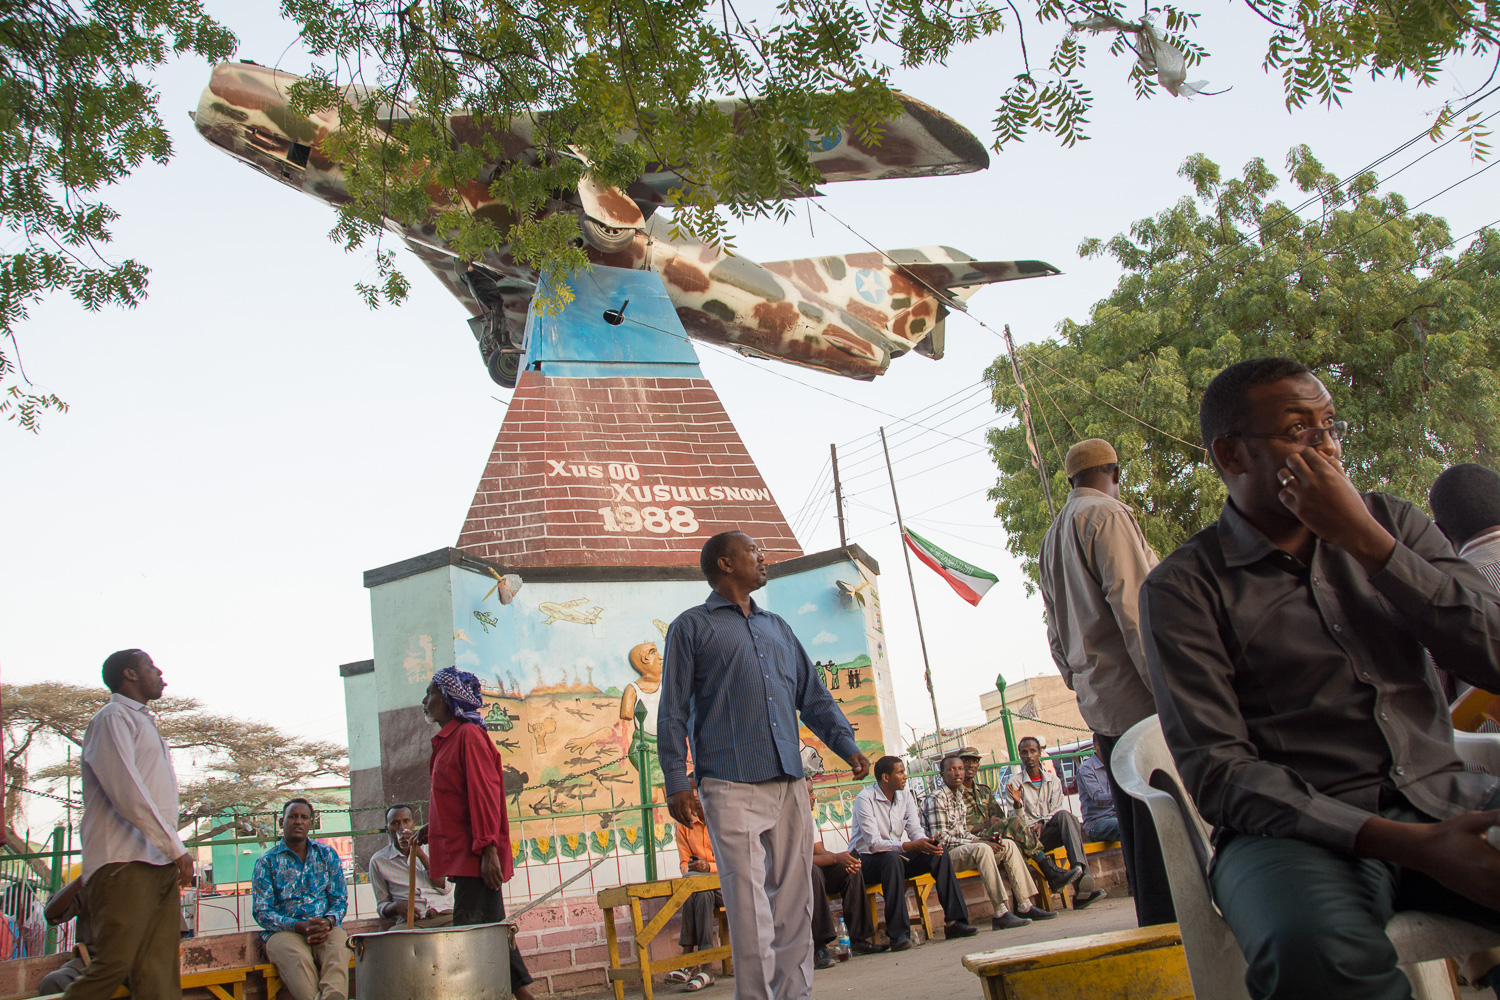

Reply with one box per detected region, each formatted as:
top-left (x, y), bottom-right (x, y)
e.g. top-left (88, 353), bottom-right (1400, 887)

top-left (456, 267), bottom-right (803, 568)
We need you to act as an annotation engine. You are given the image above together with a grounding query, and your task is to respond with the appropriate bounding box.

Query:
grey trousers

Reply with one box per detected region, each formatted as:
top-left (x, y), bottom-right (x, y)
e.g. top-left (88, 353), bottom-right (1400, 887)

top-left (699, 776), bottom-right (813, 1000)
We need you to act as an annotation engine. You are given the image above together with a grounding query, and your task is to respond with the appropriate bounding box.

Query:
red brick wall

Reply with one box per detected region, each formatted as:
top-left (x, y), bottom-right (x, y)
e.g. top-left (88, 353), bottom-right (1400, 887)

top-left (457, 373), bottom-right (803, 567)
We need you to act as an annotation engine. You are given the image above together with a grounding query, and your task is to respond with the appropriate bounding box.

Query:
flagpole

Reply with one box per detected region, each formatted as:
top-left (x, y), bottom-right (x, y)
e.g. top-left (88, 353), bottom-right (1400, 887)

top-left (880, 426), bottom-right (944, 750)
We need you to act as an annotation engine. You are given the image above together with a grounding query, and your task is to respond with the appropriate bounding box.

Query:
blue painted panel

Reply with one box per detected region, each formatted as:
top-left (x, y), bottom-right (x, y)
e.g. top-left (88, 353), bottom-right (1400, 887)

top-left (522, 267), bottom-right (704, 377)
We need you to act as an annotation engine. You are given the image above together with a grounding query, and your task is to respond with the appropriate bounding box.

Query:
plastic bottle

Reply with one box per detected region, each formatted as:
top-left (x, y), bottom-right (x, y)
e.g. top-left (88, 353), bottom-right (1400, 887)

top-left (836, 917), bottom-right (851, 962)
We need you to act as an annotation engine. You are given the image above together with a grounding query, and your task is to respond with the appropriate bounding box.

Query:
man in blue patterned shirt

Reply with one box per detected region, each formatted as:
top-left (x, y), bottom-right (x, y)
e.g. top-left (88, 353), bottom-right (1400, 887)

top-left (252, 799), bottom-right (349, 1000)
top-left (661, 531), bottom-right (871, 1000)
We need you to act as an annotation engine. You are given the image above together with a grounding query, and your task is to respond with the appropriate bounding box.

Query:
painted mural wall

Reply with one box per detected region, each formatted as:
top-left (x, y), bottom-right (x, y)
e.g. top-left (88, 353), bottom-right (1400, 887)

top-left (447, 555), bottom-right (897, 845)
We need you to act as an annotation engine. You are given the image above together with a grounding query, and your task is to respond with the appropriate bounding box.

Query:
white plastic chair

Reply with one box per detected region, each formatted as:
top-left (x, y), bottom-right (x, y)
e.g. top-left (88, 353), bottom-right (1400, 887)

top-left (1113, 715), bottom-right (1500, 1000)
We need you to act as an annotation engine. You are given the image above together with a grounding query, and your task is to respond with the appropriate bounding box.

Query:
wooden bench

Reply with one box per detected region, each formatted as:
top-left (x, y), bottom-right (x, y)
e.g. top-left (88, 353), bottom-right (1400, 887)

top-left (962, 924), bottom-right (1190, 1000)
top-left (106, 966), bottom-right (252, 1000)
top-left (862, 869), bottom-right (982, 942)
top-left (1025, 840), bottom-right (1121, 912)
top-left (598, 874), bottom-right (732, 1000)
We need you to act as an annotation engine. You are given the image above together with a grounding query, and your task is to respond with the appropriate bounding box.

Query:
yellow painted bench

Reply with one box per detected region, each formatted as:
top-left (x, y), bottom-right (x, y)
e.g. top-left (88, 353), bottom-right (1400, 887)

top-left (105, 966), bottom-right (251, 1000)
top-left (598, 874), bottom-right (732, 1000)
top-left (962, 923), bottom-right (1190, 1000)
top-left (1025, 840), bottom-right (1121, 912)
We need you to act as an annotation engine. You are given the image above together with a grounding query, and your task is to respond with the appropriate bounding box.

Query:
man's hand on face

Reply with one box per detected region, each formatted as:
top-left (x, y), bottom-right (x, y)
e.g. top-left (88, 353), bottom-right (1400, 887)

top-left (846, 752), bottom-right (871, 780)
top-left (1277, 448), bottom-right (1396, 574)
top-left (668, 789), bottom-right (704, 827)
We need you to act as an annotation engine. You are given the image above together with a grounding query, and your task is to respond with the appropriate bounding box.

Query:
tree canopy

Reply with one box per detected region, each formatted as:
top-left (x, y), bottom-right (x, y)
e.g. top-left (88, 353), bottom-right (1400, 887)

top-left (985, 145), bottom-right (1500, 589)
top-left (2, 680), bottom-right (348, 854)
top-left (284, 0), bottom-right (1500, 313)
top-left (6, 0), bottom-right (1499, 430)
top-left (1, 0), bottom-right (236, 431)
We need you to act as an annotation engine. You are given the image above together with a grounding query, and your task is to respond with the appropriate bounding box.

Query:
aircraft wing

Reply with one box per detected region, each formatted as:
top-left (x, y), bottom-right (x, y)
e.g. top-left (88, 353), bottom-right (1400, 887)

top-left (420, 90), bottom-right (989, 206)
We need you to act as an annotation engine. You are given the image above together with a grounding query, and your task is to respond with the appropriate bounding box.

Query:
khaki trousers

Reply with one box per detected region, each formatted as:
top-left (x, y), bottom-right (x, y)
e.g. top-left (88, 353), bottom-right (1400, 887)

top-left (699, 776), bottom-right (813, 1000)
top-left (63, 861), bottom-right (180, 1000)
top-left (265, 926), bottom-right (349, 1000)
top-left (948, 839), bottom-right (1036, 913)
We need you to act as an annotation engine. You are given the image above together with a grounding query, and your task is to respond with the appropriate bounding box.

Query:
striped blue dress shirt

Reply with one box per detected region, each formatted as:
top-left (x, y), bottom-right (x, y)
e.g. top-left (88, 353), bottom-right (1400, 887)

top-left (659, 591), bottom-right (861, 797)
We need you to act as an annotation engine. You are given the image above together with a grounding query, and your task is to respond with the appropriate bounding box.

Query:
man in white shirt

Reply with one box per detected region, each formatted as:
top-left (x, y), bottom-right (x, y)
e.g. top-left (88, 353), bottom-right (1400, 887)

top-left (67, 649), bottom-right (193, 1000)
top-left (849, 756), bottom-right (977, 950)
top-left (1004, 737), bottom-right (1106, 909)
top-left (367, 804), bottom-right (452, 927)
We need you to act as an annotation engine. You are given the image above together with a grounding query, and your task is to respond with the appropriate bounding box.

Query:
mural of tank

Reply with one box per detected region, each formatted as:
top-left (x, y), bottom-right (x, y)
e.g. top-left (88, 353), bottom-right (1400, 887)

top-left (191, 61), bottom-right (1060, 387)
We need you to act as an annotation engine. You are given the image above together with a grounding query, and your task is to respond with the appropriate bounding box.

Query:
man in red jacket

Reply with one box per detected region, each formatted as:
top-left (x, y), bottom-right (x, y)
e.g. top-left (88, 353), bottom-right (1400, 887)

top-left (417, 667), bottom-right (534, 1000)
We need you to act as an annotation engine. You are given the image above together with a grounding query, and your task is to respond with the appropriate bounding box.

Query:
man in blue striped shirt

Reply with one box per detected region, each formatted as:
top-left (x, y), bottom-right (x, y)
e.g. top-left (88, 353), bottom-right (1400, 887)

top-left (661, 531), bottom-right (870, 1000)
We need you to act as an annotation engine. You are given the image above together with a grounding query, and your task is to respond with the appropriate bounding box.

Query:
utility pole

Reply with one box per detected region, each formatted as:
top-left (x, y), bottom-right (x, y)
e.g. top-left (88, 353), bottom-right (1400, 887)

top-left (880, 427), bottom-right (943, 747)
top-left (829, 443), bottom-right (847, 549)
top-left (1002, 324), bottom-right (1056, 518)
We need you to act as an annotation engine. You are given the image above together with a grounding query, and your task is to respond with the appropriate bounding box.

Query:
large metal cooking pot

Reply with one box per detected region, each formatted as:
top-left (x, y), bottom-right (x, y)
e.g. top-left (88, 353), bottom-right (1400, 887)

top-left (350, 922), bottom-right (514, 1000)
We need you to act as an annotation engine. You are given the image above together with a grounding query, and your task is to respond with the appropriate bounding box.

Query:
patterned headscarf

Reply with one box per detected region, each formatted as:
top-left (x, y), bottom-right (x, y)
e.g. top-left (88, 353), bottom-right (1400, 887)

top-left (432, 667), bottom-right (485, 726)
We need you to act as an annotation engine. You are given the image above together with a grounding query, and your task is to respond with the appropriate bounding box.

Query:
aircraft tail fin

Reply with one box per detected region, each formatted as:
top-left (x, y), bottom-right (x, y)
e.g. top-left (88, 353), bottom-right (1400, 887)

top-left (763, 247), bottom-right (1059, 361)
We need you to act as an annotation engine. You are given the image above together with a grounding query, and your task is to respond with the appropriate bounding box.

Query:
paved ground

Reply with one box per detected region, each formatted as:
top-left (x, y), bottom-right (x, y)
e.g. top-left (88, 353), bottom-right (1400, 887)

top-left (557, 894), bottom-right (1494, 999)
top-left (564, 896), bottom-right (1141, 1000)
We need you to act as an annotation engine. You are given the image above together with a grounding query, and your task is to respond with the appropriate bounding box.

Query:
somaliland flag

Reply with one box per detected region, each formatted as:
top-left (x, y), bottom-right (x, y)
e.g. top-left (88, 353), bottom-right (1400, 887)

top-left (904, 528), bottom-right (998, 606)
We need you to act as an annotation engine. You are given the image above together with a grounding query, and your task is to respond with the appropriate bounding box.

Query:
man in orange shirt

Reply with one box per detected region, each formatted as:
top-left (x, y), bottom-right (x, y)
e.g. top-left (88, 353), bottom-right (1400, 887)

top-left (671, 777), bottom-right (721, 992)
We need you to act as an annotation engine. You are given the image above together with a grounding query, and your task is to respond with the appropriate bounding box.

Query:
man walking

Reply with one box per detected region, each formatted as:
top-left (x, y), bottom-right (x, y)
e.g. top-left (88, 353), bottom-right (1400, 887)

top-left (661, 531), bottom-right (871, 1000)
top-left (417, 667), bottom-right (535, 1000)
top-left (253, 800), bottom-right (349, 1000)
top-left (1037, 437), bottom-right (1173, 925)
top-left (65, 649), bottom-right (193, 1000)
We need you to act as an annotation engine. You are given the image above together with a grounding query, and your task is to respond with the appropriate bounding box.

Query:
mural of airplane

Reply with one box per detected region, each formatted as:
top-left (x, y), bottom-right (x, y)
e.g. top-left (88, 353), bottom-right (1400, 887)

top-left (539, 598), bottom-right (605, 625)
top-left (192, 61), bottom-right (1060, 388)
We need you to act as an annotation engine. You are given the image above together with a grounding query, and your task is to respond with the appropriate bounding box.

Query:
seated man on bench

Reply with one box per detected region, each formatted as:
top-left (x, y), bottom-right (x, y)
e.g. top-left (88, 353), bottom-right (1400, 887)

top-left (849, 756), bottom-right (977, 951)
top-left (670, 775), bottom-right (722, 993)
top-left (810, 782), bottom-right (879, 963)
top-left (367, 804), bottom-right (452, 928)
top-left (1004, 738), bottom-right (1106, 908)
top-left (1143, 357), bottom-right (1500, 1000)
top-left (253, 799), bottom-right (349, 1000)
top-left (923, 753), bottom-right (1055, 929)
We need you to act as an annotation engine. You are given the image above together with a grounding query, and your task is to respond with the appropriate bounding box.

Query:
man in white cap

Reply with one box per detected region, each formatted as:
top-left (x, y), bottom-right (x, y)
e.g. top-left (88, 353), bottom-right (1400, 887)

top-left (1037, 438), bottom-right (1173, 925)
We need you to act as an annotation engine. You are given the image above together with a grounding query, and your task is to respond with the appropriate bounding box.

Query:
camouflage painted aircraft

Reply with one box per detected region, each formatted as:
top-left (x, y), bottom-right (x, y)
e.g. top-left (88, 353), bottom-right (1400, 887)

top-left (193, 61), bottom-right (1060, 387)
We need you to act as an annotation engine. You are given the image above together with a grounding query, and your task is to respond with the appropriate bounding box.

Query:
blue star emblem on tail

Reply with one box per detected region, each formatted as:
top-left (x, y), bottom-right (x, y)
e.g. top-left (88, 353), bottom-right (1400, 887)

top-left (854, 269), bottom-right (887, 303)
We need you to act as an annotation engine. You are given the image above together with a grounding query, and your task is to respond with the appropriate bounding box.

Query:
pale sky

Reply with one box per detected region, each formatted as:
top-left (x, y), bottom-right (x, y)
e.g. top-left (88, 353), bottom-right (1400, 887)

top-left (5, 3), bottom-right (1500, 830)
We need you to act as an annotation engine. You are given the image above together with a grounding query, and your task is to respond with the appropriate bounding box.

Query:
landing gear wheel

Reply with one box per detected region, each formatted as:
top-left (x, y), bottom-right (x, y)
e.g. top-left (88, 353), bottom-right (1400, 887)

top-left (581, 216), bottom-right (635, 253)
top-left (487, 351), bottom-right (520, 389)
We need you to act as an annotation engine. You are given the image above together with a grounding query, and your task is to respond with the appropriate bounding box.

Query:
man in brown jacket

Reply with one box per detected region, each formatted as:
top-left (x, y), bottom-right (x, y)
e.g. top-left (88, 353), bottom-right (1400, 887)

top-left (1038, 438), bottom-right (1173, 925)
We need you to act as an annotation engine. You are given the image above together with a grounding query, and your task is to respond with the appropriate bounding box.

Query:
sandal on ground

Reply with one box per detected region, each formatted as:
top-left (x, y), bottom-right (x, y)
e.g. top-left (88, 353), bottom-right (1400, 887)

top-left (684, 972), bottom-right (715, 992)
top-left (665, 971), bottom-right (691, 985)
